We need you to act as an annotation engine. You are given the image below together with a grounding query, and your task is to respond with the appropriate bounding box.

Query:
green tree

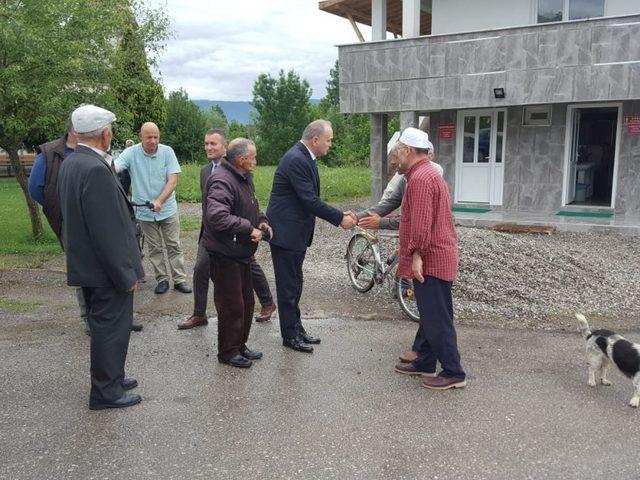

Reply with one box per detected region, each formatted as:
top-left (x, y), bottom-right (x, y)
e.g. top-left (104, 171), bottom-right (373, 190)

top-left (0, 0), bottom-right (168, 238)
top-left (203, 105), bottom-right (227, 131)
top-left (252, 69), bottom-right (312, 165)
top-left (164, 88), bottom-right (206, 163)
top-left (227, 120), bottom-right (249, 140)
top-left (109, 13), bottom-right (167, 145)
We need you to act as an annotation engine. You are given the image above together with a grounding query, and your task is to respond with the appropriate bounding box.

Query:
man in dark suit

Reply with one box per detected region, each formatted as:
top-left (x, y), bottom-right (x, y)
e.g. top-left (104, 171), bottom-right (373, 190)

top-left (58, 105), bottom-right (144, 410)
top-left (178, 129), bottom-right (276, 329)
top-left (267, 119), bottom-right (357, 353)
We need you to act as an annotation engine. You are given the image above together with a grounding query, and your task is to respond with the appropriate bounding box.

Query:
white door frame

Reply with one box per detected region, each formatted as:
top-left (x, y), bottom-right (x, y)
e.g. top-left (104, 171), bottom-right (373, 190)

top-left (454, 108), bottom-right (507, 205)
top-left (561, 102), bottom-right (622, 208)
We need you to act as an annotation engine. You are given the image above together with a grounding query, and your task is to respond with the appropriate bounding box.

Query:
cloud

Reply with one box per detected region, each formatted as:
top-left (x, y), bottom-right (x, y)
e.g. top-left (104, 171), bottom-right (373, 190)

top-left (148, 0), bottom-right (369, 100)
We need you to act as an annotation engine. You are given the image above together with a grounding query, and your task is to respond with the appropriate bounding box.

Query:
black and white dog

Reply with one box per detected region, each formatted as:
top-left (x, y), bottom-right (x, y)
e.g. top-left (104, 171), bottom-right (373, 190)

top-left (576, 313), bottom-right (640, 408)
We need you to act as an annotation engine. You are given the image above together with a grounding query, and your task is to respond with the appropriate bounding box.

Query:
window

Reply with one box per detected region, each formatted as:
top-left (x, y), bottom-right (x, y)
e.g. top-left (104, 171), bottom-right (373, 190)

top-left (537, 0), bottom-right (604, 23)
top-left (538, 0), bottom-right (563, 23)
top-left (523, 105), bottom-right (553, 126)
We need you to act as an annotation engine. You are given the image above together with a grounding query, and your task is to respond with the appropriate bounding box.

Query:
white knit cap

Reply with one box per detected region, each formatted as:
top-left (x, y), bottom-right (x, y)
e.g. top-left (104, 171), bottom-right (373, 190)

top-left (399, 127), bottom-right (429, 148)
top-left (71, 105), bottom-right (116, 133)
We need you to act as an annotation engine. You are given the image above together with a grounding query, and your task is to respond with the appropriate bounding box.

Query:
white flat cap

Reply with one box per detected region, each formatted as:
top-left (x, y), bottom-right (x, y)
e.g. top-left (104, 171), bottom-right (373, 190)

top-left (399, 127), bottom-right (429, 148)
top-left (71, 105), bottom-right (116, 133)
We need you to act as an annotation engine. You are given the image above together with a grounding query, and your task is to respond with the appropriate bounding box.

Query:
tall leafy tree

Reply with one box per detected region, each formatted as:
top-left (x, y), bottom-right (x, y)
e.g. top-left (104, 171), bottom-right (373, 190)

top-left (163, 88), bottom-right (206, 163)
top-left (109, 13), bottom-right (167, 144)
top-left (252, 69), bottom-right (312, 165)
top-left (0, 0), bottom-right (168, 238)
top-left (203, 105), bottom-right (227, 131)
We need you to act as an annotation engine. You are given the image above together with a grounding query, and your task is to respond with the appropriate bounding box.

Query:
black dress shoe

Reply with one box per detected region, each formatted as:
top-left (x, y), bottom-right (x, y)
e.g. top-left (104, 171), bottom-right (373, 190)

top-left (300, 332), bottom-right (321, 344)
top-left (131, 322), bottom-right (143, 332)
top-left (154, 280), bottom-right (169, 294)
top-left (89, 393), bottom-right (141, 410)
top-left (283, 337), bottom-right (314, 353)
top-left (219, 354), bottom-right (252, 368)
top-left (122, 378), bottom-right (138, 391)
top-left (242, 349), bottom-right (263, 360)
top-left (174, 282), bottom-right (192, 293)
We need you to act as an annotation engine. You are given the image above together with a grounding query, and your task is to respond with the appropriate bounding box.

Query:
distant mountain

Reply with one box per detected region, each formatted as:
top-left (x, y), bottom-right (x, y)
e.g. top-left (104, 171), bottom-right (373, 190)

top-left (194, 99), bottom-right (321, 125)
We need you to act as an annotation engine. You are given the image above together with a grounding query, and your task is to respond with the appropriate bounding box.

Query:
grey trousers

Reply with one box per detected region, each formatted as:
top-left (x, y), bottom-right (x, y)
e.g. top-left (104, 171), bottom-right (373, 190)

top-left (193, 242), bottom-right (274, 317)
top-left (139, 213), bottom-right (187, 284)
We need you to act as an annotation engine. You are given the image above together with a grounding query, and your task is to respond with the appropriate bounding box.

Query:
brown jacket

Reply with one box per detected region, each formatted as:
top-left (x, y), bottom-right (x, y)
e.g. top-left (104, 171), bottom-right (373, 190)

top-left (201, 159), bottom-right (266, 263)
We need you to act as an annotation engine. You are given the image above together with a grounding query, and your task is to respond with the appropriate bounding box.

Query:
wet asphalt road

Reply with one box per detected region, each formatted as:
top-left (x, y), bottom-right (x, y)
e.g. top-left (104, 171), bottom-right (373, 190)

top-left (2, 313), bottom-right (640, 480)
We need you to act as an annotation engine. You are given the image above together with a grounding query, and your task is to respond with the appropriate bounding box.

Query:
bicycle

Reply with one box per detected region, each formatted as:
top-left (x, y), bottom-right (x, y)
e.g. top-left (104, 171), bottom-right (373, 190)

top-left (130, 201), bottom-right (155, 259)
top-left (345, 227), bottom-right (419, 322)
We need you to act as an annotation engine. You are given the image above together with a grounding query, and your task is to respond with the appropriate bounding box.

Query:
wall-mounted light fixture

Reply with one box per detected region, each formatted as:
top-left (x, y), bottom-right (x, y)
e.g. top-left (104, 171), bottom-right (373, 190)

top-left (493, 88), bottom-right (506, 99)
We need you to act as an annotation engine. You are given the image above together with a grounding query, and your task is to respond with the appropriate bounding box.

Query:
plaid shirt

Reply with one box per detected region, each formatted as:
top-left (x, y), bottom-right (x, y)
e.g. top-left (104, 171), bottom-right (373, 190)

top-left (398, 160), bottom-right (458, 282)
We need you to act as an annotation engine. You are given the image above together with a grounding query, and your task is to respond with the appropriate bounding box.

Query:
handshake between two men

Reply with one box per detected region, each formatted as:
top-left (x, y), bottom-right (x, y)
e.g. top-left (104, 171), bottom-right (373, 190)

top-left (340, 210), bottom-right (386, 231)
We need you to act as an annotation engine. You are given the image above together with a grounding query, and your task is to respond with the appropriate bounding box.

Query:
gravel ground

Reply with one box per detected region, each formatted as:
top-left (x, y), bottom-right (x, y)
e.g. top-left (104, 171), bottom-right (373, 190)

top-left (247, 199), bottom-right (640, 333)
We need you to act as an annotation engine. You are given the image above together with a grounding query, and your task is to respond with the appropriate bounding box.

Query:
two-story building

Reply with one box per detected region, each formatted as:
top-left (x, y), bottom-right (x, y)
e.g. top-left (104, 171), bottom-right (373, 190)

top-left (320, 0), bottom-right (640, 220)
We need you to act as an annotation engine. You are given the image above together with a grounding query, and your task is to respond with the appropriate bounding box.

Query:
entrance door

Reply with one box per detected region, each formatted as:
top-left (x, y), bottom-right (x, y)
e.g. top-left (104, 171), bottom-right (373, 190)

top-left (455, 109), bottom-right (506, 205)
top-left (564, 105), bottom-right (620, 207)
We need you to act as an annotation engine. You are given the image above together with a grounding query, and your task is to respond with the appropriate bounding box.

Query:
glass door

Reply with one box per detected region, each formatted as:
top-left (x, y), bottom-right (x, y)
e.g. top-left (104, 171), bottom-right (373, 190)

top-left (456, 110), bottom-right (506, 205)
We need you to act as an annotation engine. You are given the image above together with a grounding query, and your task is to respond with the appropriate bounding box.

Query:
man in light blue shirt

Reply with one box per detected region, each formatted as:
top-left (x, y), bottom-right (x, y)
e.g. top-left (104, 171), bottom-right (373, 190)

top-left (115, 122), bottom-right (191, 295)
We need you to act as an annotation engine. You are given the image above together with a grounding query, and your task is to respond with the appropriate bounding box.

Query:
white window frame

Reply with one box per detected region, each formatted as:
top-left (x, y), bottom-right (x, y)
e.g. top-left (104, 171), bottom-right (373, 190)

top-left (535, 0), bottom-right (607, 23)
top-left (522, 105), bottom-right (553, 126)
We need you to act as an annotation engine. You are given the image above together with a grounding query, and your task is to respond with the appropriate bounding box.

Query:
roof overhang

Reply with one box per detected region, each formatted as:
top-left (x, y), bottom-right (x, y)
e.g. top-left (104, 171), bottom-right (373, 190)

top-left (319, 0), bottom-right (432, 37)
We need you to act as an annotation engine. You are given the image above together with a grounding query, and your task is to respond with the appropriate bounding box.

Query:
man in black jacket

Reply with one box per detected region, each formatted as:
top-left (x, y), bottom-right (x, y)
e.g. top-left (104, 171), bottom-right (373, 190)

top-left (266, 120), bottom-right (357, 353)
top-left (201, 138), bottom-right (271, 369)
top-left (58, 105), bottom-right (144, 410)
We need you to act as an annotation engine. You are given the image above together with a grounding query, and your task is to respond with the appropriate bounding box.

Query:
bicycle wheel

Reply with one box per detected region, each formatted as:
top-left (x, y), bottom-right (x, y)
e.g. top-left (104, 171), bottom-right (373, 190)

top-left (396, 278), bottom-right (419, 322)
top-left (346, 233), bottom-right (376, 293)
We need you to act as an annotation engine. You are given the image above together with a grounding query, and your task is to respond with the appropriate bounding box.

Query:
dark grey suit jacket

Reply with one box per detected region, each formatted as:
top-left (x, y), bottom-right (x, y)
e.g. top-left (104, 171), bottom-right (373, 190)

top-left (57, 145), bottom-right (144, 291)
top-left (266, 142), bottom-right (343, 252)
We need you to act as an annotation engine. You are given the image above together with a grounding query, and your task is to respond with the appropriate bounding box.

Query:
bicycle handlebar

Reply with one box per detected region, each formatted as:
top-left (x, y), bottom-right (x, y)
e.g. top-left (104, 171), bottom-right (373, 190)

top-left (131, 201), bottom-right (155, 209)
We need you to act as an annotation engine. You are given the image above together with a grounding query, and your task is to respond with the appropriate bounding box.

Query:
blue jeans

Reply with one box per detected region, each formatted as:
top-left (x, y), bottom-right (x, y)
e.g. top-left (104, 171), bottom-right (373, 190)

top-left (411, 276), bottom-right (465, 379)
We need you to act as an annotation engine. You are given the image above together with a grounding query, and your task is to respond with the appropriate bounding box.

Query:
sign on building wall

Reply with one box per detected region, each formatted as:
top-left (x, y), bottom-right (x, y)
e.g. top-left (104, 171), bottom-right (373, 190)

top-left (439, 124), bottom-right (456, 140)
top-left (625, 115), bottom-right (640, 135)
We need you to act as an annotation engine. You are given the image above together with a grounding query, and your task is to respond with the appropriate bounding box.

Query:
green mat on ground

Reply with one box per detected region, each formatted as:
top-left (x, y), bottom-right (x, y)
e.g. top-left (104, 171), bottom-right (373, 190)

top-left (452, 207), bottom-right (491, 213)
top-left (556, 210), bottom-right (613, 218)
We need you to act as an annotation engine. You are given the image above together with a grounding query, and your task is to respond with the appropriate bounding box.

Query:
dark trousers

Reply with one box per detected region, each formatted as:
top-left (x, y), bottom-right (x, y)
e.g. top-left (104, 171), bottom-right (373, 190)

top-left (411, 276), bottom-right (465, 379)
top-left (193, 242), bottom-right (273, 316)
top-left (270, 244), bottom-right (307, 340)
top-left (82, 286), bottom-right (133, 403)
top-left (211, 254), bottom-right (254, 361)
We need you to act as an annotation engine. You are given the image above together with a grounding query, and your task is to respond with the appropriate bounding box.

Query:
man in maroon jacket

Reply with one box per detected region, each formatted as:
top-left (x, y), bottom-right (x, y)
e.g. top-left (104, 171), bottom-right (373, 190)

top-left (201, 138), bottom-right (272, 368)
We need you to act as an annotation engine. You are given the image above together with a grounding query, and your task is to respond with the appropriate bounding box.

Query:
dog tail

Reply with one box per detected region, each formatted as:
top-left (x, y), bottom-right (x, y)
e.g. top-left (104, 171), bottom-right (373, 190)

top-left (575, 313), bottom-right (591, 339)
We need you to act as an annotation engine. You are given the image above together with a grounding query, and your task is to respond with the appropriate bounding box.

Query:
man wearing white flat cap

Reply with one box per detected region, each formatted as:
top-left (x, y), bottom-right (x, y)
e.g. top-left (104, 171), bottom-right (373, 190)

top-left (58, 104), bottom-right (145, 410)
top-left (392, 127), bottom-right (466, 391)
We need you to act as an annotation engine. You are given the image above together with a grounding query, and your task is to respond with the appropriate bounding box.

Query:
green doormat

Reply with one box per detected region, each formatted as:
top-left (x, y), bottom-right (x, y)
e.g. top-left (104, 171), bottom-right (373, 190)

top-left (556, 211), bottom-right (613, 218)
top-left (452, 207), bottom-right (491, 213)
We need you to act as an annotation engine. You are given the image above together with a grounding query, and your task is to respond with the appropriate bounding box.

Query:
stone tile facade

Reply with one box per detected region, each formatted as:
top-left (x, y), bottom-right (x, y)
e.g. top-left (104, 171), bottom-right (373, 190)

top-left (339, 15), bottom-right (640, 114)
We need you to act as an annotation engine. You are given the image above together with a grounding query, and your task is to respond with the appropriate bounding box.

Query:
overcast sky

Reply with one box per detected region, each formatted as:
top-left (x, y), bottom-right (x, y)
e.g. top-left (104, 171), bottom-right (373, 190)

top-left (148, 0), bottom-right (370, 101)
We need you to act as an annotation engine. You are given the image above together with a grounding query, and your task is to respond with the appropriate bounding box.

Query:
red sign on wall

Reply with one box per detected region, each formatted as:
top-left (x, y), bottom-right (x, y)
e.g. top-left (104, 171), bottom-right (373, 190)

top-left (625, 115), bottom-right (640, 135)
top-left (439, 123), bottom-right (456, 140)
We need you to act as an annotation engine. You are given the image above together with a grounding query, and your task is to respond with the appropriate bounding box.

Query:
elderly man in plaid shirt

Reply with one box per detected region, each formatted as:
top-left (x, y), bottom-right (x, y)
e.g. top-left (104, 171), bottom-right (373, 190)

top-left (393, 127), bottom-right (466, 390)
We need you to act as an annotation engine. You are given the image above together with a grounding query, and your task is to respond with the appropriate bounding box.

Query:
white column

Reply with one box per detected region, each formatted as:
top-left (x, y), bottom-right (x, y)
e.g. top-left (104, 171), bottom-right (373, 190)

top-left (402, 0), bottom-right (421, 38)
top-left (371, 0), bottom-right (387, 41)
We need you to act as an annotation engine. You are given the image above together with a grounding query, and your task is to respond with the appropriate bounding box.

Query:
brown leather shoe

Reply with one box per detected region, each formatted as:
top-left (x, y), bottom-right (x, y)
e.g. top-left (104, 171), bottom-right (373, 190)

top-left (177, 315), bottom-right (208, 330)
top-left (394, 363), bottom-right (436, 376)
top-left (398, 350), bottom-right (418, 363)
top-left (422, 376), bottom-right (466, 390)
top-left (255, 303), bottom-right (276, 322)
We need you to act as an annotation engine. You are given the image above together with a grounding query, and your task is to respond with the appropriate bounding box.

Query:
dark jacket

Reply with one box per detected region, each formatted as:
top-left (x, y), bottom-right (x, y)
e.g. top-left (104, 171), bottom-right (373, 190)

top-left (266, 141), bottom-right (343, 252)
top-left (201, 159), bottom-right (267, 262)
top-left (198, 162), bottom-right (214, 240)
top-left (57, 145), bottom-right (144, 291)
top-left (40, 135), bottom-right (68, 240)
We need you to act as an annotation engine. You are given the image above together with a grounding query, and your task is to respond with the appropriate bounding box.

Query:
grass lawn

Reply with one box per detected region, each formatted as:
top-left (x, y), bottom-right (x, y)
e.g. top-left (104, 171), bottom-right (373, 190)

top-left (0, 166), bottom-right (371, 258)
top-left (177, 164), bottom-right (371, 208)
top-left (0, 179), bottom-right (61, 256)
